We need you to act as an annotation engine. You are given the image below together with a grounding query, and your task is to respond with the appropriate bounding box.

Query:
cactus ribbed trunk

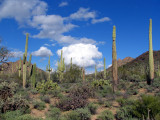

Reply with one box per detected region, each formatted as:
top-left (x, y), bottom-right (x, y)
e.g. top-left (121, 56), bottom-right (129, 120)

top-left (31, 64), bottom-right (36, 89)
top-left (19, 57), bottom-right (21, 77)
top-left (23, 33), bottom-right (29, 89)
top-left (112, 25), bottom-right (118, 92)
top-left (58, 50), bottom-right (65, 82)
top-left (149, 19), bottom-right (154, 85)
top-left (104, 58), bottom-right (106, 79)
top-left (95, 65), bottom-right (97, 80)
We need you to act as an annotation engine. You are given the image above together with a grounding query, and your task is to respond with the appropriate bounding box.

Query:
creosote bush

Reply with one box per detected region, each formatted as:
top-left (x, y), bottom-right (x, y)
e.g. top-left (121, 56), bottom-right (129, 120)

top-left (33, 101), bottom-right (46, 110)
top-left (97, 110), bottom-right (114, 120)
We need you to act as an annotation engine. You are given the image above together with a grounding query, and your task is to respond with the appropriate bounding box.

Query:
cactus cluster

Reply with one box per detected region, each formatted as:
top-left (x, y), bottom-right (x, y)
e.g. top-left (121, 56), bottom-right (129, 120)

top-left (46, 55), bottom-right (52, 81)
top-left (57, 50), bottom-right (65, 82)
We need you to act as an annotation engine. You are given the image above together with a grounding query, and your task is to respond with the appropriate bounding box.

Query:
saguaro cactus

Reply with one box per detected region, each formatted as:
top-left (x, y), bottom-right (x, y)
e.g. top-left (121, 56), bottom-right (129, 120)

top-left (95, 65), bottom-right (97, 80)
top-left (23, 33), bottom-right (29, 89)
top-left (46, 55), bottom-right (52, 81)
top-left (57, 50), bottom-right (65, 82)
top-left (31, 63), bottom-right (36, 88)
top-left (104, 58), bottom-right (106, 79)
top-left (112, 25), bottom-right (118, 92)
top-left (18, 57), bottom-right (22, 77)
top-left (149, 19), bottom-right (154, 85)
top-left (28, 54), bottom-right (32, 67)
top-left (82, 67), bottom-right (85, 81)
top-left (70, 57), bottom-right (72, 69)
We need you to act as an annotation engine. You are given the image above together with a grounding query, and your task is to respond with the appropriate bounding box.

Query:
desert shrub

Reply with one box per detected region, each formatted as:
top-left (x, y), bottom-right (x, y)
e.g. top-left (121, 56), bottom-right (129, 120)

top-left (152, 77), bottom-right (160, 88)
top-left (40, 95), bottom-right (50, 103)
top-left (117, 79), bottom-right (128, 90)
top-left (91, 79), bottom-right (111, 89)
top-left (97, 110), bottom-right (114, 120)
top-left (33, 101), bottom-right (46, 110)
top-left (126, 89), bottom-right (138, 95)
top-left (65, 108), bottom-right (91, 120)
top-left (36, 80), bottom-right (59, 94)
top-left (97, 85), bottom-right (113, 97)
top-left (56, 83), bottom-right (94, 111)
top-left (30, 89), bottom-right (38, 95)
top-left (117, 98), bottom-right (134, 107)
top-left (63, 64), bottom-right (82, 83)
top-left (0, 82), bottom-right (29, 113)
top-left (132, 95), bottom-right (160, 119)
top-left (155, 113), bottom-right (160, 120)
top-left (104, 101), bottom-right (112, 108)
top-left (87, 103), bottom-right (98, 114)
top-left (1, 110), bottom-right (41, 120)
top-left (46, 107), bottom-right (61, 119)
top-left (116, 106), bottom-right (134, 120)
top-left (129, 74), bottom-right (141, 82)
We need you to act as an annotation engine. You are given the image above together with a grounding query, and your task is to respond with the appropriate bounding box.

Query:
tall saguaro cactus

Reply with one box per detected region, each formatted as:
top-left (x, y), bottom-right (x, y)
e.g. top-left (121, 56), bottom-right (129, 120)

top-left (31, 63), bottom-right (36, 88)
top-left (23, 33), bottom-right (29, 89)
top-left (82, 67), bottom-right (85, 81)
top-left (18, 57), bottom-right (22, 77)
top-left (104, 58), bottom-right (106, 79)
top-left (95, 65), bottom-right (97, 80)
top-left (57, 50), bottom-right (65, 82)
top-left (46, 55), bottom-right (52, 81)
top-left (70, 57), bottom-right (72, 69)
top-left (112, 25), bottom-right (118, 92)
top-left (149, 19), bottom-right (154, 84)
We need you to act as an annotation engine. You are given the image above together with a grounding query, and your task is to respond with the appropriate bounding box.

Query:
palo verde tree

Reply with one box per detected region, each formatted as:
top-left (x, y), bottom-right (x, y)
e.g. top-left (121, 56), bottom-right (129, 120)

top-left (112, 25), bottom-right (118, 92)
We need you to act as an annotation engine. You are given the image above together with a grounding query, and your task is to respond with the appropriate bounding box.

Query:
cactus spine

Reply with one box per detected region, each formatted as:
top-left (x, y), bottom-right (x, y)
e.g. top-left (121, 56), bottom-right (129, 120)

top-left (57, 50), bottom-right (65, 82)
top-left (18, 57), bottom-right (21, 77)
top-left (23, 33), bottom-right (29, 89)
top-left (149, 19), bottom-right (154, 84)
top-left (46, 55), bottom-right (52, 81)
top-left (31, 63), bottom-right (36, 88)
top-left (95, 65), bottom-right (97, 80)
top-left (112, 25), bottom-right (118, 92)
top-left (104, 57), bottom-right (106, 79)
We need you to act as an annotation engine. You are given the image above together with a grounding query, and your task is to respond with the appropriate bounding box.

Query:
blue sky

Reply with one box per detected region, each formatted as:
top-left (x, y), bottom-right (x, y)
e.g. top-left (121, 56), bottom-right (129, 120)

top-left (0, 0), bottom-right (160, 73)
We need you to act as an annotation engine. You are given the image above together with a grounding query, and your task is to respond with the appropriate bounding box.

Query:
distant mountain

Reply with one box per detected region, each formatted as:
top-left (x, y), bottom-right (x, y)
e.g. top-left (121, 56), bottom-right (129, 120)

top-left (0, 60), bottom-right (43, 75)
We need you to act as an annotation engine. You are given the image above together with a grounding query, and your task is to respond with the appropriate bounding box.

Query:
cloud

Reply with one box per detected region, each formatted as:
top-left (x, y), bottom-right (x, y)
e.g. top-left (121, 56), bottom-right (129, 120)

top-left (107, 64), bottom-right (112, 68)
top-left (44, 43), bottom-right (50, 46)
top-left (59, 2), bottom-right (68, 7)
top-left (57, 43), bottom-right (102, 67)
top-left (32, 46), bottom-right (53, 57)
top-left (92, 17), bottom-right (111, 24)
top-left (31, 14), bottom-right (96, 45)
top-left (10, 50), bottom-right (24, 58)
top-left (0, 0), bottom-right (47, 24)
top-left (69, 8), bottom-right (96, 20)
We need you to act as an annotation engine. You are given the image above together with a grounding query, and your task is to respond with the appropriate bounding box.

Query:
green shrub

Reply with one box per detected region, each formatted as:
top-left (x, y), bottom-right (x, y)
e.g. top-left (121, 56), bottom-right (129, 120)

top-left (97, 110), bottom-right (114, 120)
top-left (132, 95), bottom-right (160, 119)
top-left (116, 106), bottom-right (134, 120)
top-left (33, 101), bottom-right (46, 110)
top-left (65, 108), bottom-right (91, 120)
top-left (40, 95), bottom-right (50, 103)
top-left (46, 107), bottom-right (61, 119)
top-left (87, 103), bottom-right (98, 115)
top-left (36, 80), bottom-right (59, 94)
top-left (104, 101), bottom-right (111, 108)
top-left (1, 110), bottom-right (40, 120)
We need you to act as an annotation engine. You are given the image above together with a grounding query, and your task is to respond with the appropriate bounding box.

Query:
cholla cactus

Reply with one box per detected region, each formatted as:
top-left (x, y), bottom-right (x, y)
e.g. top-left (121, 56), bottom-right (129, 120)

top-left (112, 25), bottom-right (118, 92)
top-left (57, 50), bottom-right (65, 82)
top-left (46, 55), bottom-right (52, 81)
top-left (149, 19), bottom-right (154, 84)
top-left (23, 33), bottom-right (29, 89)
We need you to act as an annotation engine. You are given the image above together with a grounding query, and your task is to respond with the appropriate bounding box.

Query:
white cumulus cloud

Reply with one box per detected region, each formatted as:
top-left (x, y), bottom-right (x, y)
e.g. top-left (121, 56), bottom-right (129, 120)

top-left (10, 50), bottom-right (24, 58)
top-left (57, 43), bottom-right (102, 67)
top-left (92, 17), bottom-right (111, 24)
top-left (69, 8), bottom-right (96, 20)
top-left (32, 46), bottom-right (53, 57)
top-left (59, 2), bottom-right (68, 7)
top-left (0, 0), bottom-right (47, 24)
